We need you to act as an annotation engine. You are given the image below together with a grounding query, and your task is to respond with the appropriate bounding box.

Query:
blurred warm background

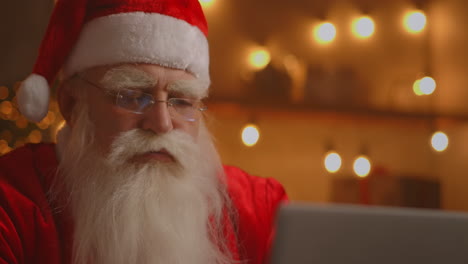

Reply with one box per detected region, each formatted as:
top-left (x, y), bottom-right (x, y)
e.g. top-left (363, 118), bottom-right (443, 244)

top-left (1, 0), bottom-right (468, 211)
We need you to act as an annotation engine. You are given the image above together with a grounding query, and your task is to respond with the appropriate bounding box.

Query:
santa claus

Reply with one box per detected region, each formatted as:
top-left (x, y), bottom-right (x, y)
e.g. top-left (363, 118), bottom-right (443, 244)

top-left (0, 0), bottom-right (287, 263)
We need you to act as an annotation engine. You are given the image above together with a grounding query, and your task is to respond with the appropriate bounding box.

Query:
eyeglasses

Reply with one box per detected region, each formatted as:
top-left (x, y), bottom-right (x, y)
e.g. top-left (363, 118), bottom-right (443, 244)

top-left (76, 74), bottom-right (207, 122)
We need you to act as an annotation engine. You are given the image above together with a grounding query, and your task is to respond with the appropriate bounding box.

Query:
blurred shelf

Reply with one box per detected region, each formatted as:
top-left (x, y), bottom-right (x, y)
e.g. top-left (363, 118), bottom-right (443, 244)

top-left (206, 99), bottom-right (468, 128)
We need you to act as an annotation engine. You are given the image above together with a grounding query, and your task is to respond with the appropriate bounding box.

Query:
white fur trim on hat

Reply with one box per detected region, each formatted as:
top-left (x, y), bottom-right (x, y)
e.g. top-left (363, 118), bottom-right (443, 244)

top-left (17, 74), bottom-right (50, 122)
top-left (63, 12), bottom-right (210, 83)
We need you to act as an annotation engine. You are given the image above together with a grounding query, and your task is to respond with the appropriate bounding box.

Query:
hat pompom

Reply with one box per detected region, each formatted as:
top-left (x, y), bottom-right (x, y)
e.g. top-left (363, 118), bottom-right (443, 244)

top-left (17, 74), bottom-right (50, 122)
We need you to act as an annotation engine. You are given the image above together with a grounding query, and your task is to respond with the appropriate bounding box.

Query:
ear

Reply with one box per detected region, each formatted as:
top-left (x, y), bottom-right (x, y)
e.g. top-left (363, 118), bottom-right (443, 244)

top-left (57, 80), bottom-right (78, 126)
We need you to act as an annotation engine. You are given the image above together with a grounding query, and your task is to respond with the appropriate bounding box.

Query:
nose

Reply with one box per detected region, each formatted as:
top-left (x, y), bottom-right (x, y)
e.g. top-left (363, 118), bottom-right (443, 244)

top-left (140, 102), bottom-right (173, 134)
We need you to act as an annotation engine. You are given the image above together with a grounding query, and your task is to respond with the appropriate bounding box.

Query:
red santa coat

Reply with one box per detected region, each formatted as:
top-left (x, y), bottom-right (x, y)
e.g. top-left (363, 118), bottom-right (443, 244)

top-left (0, 143), bottom-right (287, 264)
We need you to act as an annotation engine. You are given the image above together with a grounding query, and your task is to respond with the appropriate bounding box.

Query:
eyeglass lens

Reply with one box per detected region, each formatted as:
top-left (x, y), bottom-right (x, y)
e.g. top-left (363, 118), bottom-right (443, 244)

top-left (115, 89), bottom-right (201, 121)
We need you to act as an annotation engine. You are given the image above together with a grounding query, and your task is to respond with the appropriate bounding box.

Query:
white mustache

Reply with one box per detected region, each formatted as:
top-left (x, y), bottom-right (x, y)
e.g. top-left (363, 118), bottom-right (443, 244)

top-left (106, 129), bottom-right (197, 167)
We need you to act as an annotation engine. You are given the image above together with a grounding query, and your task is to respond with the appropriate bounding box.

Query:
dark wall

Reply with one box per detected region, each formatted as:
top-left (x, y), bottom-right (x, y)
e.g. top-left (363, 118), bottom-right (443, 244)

top-left (0, 1), bottom-right (53, 86)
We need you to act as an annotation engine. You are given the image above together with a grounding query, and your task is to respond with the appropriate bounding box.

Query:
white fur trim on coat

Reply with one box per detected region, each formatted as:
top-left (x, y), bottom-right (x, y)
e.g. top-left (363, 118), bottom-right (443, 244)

top-left (63, 12), bottom-right (210, 84)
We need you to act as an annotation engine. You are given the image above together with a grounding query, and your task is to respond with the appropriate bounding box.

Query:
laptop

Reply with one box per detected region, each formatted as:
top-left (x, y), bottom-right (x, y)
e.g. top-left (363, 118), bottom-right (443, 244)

top-left (271, 203), bottom-right (468, 264)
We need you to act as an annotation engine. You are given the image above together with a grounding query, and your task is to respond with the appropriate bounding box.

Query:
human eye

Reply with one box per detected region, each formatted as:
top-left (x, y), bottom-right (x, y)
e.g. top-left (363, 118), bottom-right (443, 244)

top-left (117, 88), bottom-right (138, 104)
top-left (116, 89), bottom-right (153, 112)
top-left (170, 98), bottom-right (194, 108)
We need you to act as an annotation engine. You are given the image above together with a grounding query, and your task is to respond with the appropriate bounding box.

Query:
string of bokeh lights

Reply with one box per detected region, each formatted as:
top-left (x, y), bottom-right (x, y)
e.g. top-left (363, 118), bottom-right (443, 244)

top-left (194, 1), bottom-right (447, 178)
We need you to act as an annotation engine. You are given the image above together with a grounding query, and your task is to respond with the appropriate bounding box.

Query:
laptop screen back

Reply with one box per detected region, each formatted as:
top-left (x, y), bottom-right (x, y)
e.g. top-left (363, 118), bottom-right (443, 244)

top-left (271, 203), bottom-right (468, 264)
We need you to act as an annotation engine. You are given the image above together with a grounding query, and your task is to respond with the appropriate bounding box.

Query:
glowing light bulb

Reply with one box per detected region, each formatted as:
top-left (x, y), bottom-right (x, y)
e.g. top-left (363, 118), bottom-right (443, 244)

top-left (199, 0), bottom-right (215, 8)
top-left (248, 48), bottom-right (271, 71)
top-left (404, 10), bottom-right (427, 34)
top-left (353, 155), bottom-right (371, 178)
top-left (324, 151), bottom-right (342, 173)
top-left (313, 22), bottom-right (336, 44)
top-left (0, 101), bottom-right (12, 115)
top-left (419, 76), bottom-right (436, 95)
top-left (431, 131), bottom-right (449, 152)
top-left (352, 16), bottom-right (375, 39)
top-left (28, 130), bottom-right (42, 144)
top-left (241, 124), bottom-right (260, 147)
top-left (413, 79), bottom-right (424, 96)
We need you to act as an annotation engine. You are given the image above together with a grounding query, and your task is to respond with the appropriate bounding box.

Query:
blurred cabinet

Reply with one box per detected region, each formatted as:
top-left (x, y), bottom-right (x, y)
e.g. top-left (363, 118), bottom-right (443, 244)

top-left (331, 175), bottom-right (440, 209)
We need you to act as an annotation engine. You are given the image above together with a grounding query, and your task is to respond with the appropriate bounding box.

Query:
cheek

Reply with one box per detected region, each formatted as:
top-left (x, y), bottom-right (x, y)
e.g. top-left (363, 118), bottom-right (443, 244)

top-left (176, 120), bottom-right (200, 141)
top-left (86, 97), bottom-right (139, 152)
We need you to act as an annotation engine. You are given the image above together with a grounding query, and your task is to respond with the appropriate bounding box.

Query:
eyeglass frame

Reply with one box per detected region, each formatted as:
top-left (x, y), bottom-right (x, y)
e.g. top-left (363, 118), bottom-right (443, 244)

top-left (74, 73), bottom-right (208, 122)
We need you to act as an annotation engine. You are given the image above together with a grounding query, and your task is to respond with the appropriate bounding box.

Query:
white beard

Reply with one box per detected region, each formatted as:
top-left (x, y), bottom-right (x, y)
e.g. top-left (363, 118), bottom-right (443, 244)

top-left (54, 103), bottom-right (233, 264)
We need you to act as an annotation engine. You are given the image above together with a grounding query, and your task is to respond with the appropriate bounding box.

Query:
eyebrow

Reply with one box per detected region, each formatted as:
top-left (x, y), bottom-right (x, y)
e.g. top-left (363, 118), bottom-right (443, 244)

top-left (100, 66), bottom-right (157, 92)
top-left (167, 79), bottom-right (209, 99)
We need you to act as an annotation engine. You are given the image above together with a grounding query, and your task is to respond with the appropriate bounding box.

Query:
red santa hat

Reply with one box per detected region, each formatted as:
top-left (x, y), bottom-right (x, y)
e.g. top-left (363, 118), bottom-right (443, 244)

top-left (18, 0), bottom-right (210, 122)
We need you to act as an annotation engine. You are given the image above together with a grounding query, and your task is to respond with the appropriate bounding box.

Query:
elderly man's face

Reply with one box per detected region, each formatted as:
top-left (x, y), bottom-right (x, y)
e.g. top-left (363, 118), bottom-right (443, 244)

top-left (64, 64), bottom-right (207, 161)
top-left (56, 66), bottom-right (227, 264)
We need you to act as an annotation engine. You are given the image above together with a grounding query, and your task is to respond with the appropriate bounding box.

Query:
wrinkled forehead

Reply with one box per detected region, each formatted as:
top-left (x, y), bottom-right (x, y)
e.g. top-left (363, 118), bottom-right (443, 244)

top-left (84, 64), bottom-right (210, 98)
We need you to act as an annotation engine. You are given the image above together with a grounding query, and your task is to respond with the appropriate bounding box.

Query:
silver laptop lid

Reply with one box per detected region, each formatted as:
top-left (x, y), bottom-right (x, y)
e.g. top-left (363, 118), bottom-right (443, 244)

top-left (271, 203), bottom-right (468, 264)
